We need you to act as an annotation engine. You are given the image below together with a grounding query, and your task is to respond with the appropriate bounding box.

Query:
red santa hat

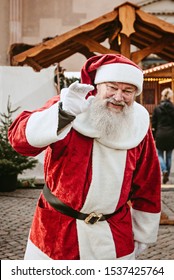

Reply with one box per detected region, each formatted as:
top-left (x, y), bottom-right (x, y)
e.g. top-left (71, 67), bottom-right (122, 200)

top-left (81, 54), bottom-right (143, 96)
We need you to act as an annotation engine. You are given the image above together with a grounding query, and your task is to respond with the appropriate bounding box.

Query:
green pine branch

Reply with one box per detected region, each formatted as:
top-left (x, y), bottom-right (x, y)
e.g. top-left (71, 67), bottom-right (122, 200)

top-left (0, 97), bottom-right (38, 176)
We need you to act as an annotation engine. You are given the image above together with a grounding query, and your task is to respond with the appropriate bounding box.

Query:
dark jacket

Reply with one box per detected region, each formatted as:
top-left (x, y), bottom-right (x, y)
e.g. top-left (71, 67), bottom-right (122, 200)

top-left (152, 100), bottom-right (174, 150)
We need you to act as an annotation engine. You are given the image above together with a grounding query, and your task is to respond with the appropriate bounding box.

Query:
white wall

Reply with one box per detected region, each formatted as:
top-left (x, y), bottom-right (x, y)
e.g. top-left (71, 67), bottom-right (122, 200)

top-left (0, 65), bottom-right (58, 180)
top-left (0, 65), bottom-right (57, 116)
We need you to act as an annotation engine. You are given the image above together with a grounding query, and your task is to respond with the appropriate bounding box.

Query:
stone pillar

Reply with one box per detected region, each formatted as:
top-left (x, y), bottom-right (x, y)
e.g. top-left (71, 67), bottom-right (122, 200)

top-left (9, 0), bottom-right (22, 44)
top-left (0, 0), bottom-right (10, 65)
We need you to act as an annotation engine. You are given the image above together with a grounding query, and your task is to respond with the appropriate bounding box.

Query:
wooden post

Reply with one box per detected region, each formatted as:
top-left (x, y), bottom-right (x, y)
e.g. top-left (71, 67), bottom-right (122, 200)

top-left (118, 3), bottom-right (136, 59)
top-left (120, 34), bottom-right (130, 59)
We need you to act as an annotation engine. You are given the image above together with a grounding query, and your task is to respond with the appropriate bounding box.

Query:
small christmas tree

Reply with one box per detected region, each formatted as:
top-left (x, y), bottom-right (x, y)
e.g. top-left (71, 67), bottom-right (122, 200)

top-left (0, 97), bottom-right (38, 177)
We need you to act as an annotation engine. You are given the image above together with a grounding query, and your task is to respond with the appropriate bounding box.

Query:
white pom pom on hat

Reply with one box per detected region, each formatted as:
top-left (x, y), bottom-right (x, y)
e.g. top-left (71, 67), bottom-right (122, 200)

top-left (81, 54), bottom-right (143, 96)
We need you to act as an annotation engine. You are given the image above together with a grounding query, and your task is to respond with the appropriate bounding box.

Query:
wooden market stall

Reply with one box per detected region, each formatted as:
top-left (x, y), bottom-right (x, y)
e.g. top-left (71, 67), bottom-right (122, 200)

top-left (9, 1), bottom-right (174, 116)
top-left (10, 2), bottom-right (174, 70)
top-left (142, 62), bottom-right (174, 116)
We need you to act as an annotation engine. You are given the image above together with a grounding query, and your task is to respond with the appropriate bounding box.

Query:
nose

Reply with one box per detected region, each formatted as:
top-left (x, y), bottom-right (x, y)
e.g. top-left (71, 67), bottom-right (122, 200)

top-left (112, 90), bottom-right (124, 101)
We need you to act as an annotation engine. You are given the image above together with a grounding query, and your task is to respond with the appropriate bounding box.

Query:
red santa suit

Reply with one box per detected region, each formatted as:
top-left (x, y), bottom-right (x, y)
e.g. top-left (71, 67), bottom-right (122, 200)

top-left (8, 97), bottom-right (161, 260)
top-left (8, 54), bottom-right (161, 260)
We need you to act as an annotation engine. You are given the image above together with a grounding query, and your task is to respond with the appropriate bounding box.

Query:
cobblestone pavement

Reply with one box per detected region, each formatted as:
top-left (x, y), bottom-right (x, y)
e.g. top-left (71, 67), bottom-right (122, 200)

top-left (0, 187), bottom-right (174, 260)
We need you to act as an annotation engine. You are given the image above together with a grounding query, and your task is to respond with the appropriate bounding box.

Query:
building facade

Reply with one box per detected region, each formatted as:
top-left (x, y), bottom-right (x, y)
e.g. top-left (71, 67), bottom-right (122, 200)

top-left (0, 0), bottom-right (174, 71)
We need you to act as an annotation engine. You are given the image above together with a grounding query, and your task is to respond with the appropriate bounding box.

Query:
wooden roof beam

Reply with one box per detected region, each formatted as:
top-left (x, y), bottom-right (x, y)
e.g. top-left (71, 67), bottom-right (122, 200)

top-left (131, 35), bottom-right (174, 64)
top-left (13, 10), bottom-right (118, 64)
top-left (137, 9), bottom-right (174, 34)
top-left (78, 47), bottom-right (95, 59)
top-left (134, 23), bottom-right (163, 39)
top-left (74, 35), bottom-right (118, 54)
top-left (25, 58), bottom-right (43, 71)
top-left (12, 55), bottom-right (43, 71)
top-left (145, 72), bottom-right (172, 78)
top-left (156, 52), bottom-right (174, 62)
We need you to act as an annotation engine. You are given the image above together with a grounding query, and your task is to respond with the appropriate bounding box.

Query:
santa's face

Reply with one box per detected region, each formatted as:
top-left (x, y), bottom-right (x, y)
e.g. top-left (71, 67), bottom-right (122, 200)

top-left (88, 83), bottom-right (135, 140)
top-left (96, 82), bottom-right (137, 112)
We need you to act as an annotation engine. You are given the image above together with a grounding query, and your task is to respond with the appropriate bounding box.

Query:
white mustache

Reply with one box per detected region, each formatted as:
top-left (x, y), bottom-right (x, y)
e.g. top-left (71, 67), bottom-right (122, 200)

top-left (107, 97), bottom-right (125, 107)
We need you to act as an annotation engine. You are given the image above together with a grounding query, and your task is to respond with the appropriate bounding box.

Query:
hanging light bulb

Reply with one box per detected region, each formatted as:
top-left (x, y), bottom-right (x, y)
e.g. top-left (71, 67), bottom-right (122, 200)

top-left (118, 34), bottom-right (121, 46)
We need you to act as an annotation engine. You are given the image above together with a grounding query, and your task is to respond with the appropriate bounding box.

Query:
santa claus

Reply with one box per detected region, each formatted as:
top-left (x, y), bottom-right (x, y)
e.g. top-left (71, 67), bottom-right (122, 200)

top-left (8, 54), bottom-right (161, 260)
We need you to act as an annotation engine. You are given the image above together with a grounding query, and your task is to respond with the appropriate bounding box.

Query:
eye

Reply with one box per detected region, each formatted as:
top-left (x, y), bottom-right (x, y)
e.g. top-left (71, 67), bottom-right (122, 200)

top-left (123, 90), bottom-right (133, 95)
top-left (108, 85), bottom-right (118, 91)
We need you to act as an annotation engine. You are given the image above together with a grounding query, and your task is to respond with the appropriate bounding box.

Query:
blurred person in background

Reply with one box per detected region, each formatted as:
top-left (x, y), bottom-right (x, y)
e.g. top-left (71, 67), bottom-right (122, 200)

top-left (152, 88), bottom-right (174, 184)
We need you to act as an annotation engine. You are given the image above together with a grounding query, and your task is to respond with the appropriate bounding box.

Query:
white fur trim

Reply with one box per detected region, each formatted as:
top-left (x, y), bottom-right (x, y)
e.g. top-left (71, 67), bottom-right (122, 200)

top-left (24, 235), bottom-right (135, 260)
top-left (73, 102), bottom-right (149, 150)
top-left (24, 238), bottom-right (52, 260)
top-left (118, 250), bottom-right (135, 260)
top-left (80, 142), bottom-right (126, 213)
top-left (76, 220), bottom-right (116, 259)
top-left (76, 141), bottom-right (127, 259)
top-left (132, 208), bottom-right (161, 243)
top-left (94, 63), bottom-right (143, 95)
top-left (26, 101), bottom-right (71, 147)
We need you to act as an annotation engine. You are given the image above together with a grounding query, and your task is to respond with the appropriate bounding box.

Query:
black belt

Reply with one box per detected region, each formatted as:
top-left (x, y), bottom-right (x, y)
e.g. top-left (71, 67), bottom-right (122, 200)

top-left (43, 185), bottom-right (124, 225)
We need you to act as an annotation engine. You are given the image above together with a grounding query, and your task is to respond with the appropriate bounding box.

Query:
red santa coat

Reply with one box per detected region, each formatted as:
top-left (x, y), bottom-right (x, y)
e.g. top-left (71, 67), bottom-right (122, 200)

top-left (8, 96), bottom-right (161, 260)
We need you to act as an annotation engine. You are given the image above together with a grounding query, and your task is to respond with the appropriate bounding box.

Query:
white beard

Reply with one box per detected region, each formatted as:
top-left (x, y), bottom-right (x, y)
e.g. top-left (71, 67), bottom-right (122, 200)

top-left (88, 96), bottom-right (134, 141)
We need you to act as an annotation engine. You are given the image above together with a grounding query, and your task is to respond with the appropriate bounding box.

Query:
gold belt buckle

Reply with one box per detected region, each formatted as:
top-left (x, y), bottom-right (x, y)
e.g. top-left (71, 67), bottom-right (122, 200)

top-left (84, 212), bottom-right (103, 224)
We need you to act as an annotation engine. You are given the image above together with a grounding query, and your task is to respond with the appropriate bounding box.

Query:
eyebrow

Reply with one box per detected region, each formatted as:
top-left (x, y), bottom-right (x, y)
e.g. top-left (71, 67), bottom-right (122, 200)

top-left (107, 83), bottom-right (136, 90)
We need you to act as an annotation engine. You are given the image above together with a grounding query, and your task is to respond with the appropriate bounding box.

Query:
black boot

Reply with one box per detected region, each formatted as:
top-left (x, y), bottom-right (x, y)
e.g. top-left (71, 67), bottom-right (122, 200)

top-left (162, 171), bottom-right (169, 184)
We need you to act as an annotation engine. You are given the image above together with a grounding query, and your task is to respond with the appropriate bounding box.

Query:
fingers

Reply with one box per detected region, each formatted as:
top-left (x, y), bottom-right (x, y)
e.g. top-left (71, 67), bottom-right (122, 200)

top-left (69, 81), bottom-right (94, 95)
top-left (60, 82), bottom-right (94, 116)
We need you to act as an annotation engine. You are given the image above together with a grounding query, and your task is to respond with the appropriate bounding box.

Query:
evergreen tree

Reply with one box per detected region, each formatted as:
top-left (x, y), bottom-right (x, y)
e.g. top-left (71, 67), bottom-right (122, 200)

top-left (0, 97), bottom-right (38, 176)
